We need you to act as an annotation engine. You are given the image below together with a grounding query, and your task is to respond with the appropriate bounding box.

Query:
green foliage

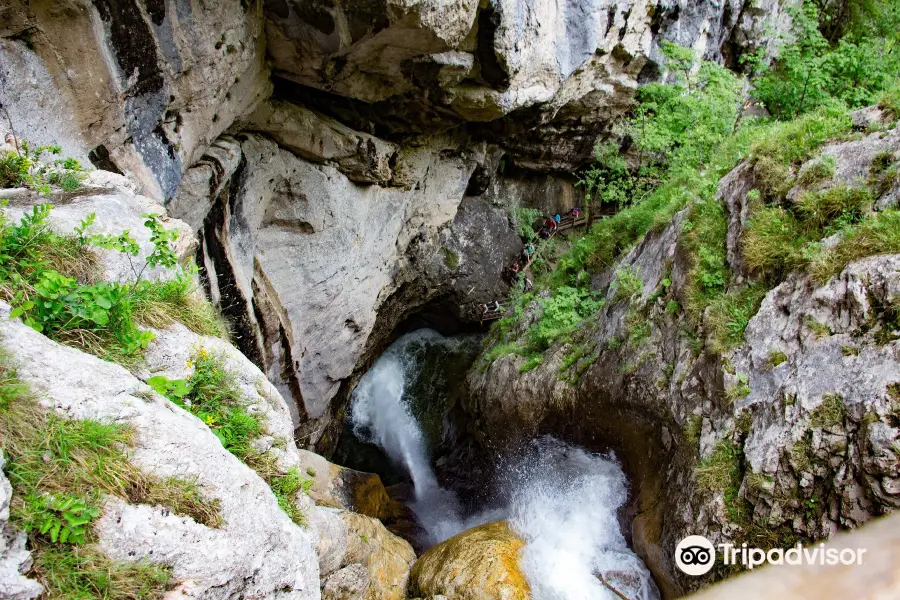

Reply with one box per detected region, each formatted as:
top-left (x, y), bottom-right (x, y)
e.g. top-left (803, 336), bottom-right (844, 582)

top-left (879, 82), bottom-right (900, 118)
top-left (0, 142), bottom-right (87, 193)
top-left (526, 287), bottom-right (604, 352)
top-left (34, 494), bottom-right (99, 545)
top-left (696, 438), bottom-right (743, 498)
top-left (1, 203), bottom-right (224, 367)
top-left (810, 210), bottom-right (900, 280)
top-left (443, 248), bottom-right (459, 270)
top-left (612, 267), bottom-right (643, 303)
top-left (577, 141), bottom-right (654, 210)
top-left (726, 373), bottom-right (752, 403)
top-left (704, 285), bottom-right (768, 353)
top-left (766, 350), bottom-right (789, 369)
top-left (149, 348), bottom-right (262, 460)
top-left (148, 349), bottom-right (310, 526)
top-left (749, 0), bottom-right (900, 118)
top-left (684, 414), bottom-right (702, 446)
top-left (269, 468), bottom-right (313, 526)
top-left (518, 353), bottom-right (544, 373)
top-left (629, 44), bottom-right (744, 170)
top-left (513, 206), bottom-right (542, 241)
top-left (810, 393), bottom-right (846, 427)
top-left (33, 544), bottom-right (170, 600)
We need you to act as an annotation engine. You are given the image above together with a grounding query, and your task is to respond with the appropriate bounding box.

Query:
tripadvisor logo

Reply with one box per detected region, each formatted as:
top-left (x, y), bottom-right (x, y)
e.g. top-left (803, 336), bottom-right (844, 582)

top-left (675, 535), bottom-right (869, 576)
top-left (675, 535), bottom-right (716, 575)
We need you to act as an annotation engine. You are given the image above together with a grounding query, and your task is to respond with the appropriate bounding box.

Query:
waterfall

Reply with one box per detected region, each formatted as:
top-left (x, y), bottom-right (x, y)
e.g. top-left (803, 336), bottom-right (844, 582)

top-left (349, 329), bottom-right (659, 600)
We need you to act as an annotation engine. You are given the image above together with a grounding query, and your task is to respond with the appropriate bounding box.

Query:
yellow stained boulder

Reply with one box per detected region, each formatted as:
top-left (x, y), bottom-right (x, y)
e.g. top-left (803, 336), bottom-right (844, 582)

top-left (409, 521), bottom-right (531, 600)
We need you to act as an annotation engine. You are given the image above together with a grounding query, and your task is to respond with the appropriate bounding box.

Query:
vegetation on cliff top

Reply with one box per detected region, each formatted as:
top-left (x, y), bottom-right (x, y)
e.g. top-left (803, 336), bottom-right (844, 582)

top-left (484, 0), bottom-right (900, 366)
top-left (0, 200), bottom-right (227, 369)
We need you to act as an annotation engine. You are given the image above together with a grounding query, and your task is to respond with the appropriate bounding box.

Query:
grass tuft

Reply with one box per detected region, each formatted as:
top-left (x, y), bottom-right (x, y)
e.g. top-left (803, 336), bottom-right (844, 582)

top-left (0, 345), bottom-right (223, 599)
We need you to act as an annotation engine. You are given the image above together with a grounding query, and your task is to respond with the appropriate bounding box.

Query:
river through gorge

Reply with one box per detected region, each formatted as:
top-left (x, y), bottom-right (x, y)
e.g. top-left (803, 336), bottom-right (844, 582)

top-left (344, 330), bottom-right (659, 600)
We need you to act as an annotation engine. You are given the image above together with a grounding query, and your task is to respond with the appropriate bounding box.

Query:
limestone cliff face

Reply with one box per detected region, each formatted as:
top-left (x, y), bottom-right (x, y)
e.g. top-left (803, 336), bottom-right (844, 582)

top-left (0, 0), bottom-right (787, 455)
top-left (465, 123), bottom-right (900, 595)
top-left (0, 176), bottom-right (419, 600)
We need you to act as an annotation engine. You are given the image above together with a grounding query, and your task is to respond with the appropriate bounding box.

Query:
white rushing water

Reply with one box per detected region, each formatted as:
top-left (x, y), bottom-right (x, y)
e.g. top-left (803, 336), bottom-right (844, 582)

top-left (350, 329), bottom-right (659, 600)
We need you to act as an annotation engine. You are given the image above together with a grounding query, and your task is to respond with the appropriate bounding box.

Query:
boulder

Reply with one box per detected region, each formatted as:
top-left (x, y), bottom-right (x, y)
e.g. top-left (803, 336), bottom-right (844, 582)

top-left (2, 170), bottom-right (197, 285)
top-left (339, 512), bottom-right (416, 600)
top-left (0, 303), bottom-right (320, 598)
top-left (409, 521), bottom-right (530, 600)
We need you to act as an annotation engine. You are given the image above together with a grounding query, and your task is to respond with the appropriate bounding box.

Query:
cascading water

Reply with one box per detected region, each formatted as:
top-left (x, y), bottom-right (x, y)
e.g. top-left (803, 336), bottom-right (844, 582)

top-left (349, 329), bottom-right (659, 600)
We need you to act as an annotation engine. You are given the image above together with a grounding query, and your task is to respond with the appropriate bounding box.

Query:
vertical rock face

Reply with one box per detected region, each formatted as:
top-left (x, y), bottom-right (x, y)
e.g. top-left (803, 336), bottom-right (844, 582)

top-left (2, 0), bottom-right (790, 450)
top-left (0, 0), bottom-right (270, 199)
top-left (170, 121), bottom-right (522, 446)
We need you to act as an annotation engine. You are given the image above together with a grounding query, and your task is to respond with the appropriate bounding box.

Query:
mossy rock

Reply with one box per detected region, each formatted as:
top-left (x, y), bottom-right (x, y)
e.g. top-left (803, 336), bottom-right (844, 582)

top-left (409, 521), bottom-right (530, 600)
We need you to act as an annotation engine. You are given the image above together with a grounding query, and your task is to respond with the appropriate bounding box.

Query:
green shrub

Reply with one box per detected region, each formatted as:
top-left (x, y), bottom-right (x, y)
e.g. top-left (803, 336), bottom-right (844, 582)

top-left (0, 142), bottom-right (87, 193)
top-left (1, 203), bottom-right (225, 368)
top-left (149, 348), bottom-right (262, 460)
top-left (513, 206), bottom-right (542, 241)
top-left (526, 287), bottom-right (604, 351)
top-left (742, 207), bottom-right (809, 280)
top-left (749, 0), bottom-right (900, 119)
top-left (612, 267), bottom-right (643, 304)
top-left (795, 186), bottom-right (872, 232)
top-left (811, 210), bottom-right (900, 281)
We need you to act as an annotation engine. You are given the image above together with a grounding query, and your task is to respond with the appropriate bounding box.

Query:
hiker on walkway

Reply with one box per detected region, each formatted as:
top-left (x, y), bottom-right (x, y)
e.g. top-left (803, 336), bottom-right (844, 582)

top-left (539, 216), bottom-right (557, 239)
top-left (520, 243), bottom-right (535, 264)
top-left (570, 206), bottom-right (582, 218)
top-left (523, 277), bottom-right (533, 292)
top-left (483, 300), bottom-right (503, 314)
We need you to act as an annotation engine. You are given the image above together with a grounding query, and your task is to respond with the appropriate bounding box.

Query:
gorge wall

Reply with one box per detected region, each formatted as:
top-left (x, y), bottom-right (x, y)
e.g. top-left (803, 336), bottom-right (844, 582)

top-left (1, 0), bottom-right (788, 450)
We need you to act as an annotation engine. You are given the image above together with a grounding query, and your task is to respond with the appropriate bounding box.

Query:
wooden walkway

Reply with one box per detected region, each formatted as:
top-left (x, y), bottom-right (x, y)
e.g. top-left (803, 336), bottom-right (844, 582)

top-left (466, 211), bottom-right (586, 325)
top-left (555, 213), bottom-right (587, 233)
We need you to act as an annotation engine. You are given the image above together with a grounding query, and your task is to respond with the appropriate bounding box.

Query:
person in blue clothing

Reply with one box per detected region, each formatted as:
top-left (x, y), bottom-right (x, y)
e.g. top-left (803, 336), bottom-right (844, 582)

top-left (554, 214), bottom-right (561, 224)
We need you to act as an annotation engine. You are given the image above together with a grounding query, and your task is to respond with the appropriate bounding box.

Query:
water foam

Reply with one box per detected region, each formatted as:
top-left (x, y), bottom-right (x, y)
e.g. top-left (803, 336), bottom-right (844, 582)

top-left (349, 330), bottom-right (658, 600)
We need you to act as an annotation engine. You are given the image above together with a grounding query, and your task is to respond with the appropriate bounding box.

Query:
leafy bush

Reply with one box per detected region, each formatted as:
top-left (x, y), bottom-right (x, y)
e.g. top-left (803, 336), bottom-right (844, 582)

top-left (0, 142), bottom-right (87, 193)
top-left (612, 267), bottom-right (643, 303)
top-left (148, 348), bottom-right (262, 459)
top-left (270, 468), bottom-right (313, 526)
top-left (1, 203), bottom-right (225, 367)
top-left (513, 206), bottom-right (542, 241)
top-left (526, 287), bottom-right (604, 352)
top-left (749, 0), bottom-right (900, 118)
